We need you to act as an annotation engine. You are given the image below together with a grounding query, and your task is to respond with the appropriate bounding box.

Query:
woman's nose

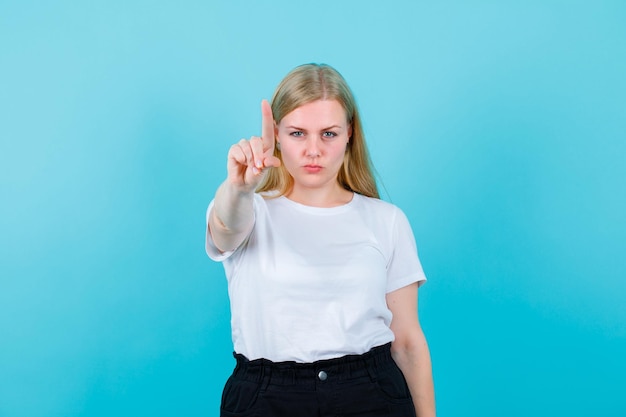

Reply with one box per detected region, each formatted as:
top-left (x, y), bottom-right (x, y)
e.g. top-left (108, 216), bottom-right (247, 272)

top-left (305, 138), bottom-right (321, 157)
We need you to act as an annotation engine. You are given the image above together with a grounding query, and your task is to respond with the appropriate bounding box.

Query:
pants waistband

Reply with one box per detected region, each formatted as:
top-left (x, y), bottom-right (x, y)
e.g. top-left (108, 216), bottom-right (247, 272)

top-left (231, 343), bottom-right (394, 385)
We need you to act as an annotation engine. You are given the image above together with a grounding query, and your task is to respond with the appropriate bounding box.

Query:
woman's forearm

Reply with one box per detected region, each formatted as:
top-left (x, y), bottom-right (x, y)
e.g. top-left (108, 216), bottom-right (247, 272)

top-left (209, 181), bottom-right (255, 252)
top-left (391, 333), bottom-right (436, 417)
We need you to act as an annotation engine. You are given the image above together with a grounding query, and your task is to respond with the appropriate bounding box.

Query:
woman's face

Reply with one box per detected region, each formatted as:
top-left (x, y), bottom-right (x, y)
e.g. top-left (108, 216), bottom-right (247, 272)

top-left (276, 99), bottom-right (352, 194)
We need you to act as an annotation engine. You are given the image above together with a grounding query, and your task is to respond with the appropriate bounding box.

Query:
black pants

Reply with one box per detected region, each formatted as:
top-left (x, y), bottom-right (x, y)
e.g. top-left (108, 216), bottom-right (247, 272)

top-left (220, 343), bottom-right (416, 417)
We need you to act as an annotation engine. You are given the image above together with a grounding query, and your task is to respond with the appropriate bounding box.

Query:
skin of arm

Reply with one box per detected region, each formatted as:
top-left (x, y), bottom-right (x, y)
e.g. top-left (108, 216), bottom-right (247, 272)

top-left (387, 282), bottom-right (436, 417)
top-left (208, 99), bottom-right (279, 253)
top-left (208, 182), bottom-right (255, 253)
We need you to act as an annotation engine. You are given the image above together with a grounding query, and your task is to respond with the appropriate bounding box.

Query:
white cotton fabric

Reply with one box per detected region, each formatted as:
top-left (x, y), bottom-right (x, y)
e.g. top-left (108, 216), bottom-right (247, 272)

top-left (205, 193), bottom-right (426, 363)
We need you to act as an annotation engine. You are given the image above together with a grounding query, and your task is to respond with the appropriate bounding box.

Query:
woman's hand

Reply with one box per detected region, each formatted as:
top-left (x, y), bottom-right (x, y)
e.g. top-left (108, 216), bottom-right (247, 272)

top-left (227, 99), bottom-right (281, 192)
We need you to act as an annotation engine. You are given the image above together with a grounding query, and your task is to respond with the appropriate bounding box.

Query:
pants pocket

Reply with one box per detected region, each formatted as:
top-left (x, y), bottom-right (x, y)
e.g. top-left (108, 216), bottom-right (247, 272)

top-left (374, 363), bottom-right (413, 404)
top-left (220, 376), bottom-right (262, 416)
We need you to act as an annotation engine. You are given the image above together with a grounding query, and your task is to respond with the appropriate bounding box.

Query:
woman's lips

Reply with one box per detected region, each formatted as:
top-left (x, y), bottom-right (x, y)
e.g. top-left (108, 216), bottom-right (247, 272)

top-left (303, 164), bottom-right (322, 173)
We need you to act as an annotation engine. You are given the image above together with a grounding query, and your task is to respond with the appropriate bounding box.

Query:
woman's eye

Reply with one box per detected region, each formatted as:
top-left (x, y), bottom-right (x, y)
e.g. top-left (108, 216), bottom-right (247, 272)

top-left (322, 132), bottom-right (337, 139)
top-left (290, 131), bottom-right (304, 137)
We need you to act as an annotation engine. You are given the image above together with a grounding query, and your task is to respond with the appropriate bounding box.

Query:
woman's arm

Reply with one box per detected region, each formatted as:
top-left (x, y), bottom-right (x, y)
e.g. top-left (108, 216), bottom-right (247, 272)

top-left (208, 100), bottom-right (280, 252)
top-left (386, 282), bottom-right (436, 417)
top-left (208, 182), bottom-right (256, 252)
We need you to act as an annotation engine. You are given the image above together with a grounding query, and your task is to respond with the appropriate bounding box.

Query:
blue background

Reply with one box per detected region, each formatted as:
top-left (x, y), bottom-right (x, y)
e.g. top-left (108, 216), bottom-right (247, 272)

top-left (1, 1), bottom-right (625, 416)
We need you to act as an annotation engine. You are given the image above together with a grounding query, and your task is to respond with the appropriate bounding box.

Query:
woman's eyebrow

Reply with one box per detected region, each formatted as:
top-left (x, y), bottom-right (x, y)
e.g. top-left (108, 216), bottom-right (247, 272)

top-left (284, 125), bottom-right (343, 130)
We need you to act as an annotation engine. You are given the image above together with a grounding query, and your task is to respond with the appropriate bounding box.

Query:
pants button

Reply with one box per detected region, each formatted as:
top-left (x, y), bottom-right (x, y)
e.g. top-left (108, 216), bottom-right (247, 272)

top-left (318, 370), bottom-right (328, 381)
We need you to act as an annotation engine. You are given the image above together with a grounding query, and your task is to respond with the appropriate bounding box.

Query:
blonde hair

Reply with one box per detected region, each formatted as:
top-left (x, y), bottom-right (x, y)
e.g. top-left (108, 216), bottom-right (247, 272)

top-left (257, 63), bottom-right (379, 199)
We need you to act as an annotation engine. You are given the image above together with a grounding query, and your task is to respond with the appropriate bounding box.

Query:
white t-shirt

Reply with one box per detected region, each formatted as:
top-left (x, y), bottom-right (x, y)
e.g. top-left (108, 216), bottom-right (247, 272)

top-left (205, 192), bottom-right (426, 363)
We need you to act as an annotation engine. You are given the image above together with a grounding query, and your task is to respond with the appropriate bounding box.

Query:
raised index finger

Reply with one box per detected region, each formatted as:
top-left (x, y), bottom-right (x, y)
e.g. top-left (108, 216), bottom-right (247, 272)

top-left (261, 99), bottom-right (275, 152)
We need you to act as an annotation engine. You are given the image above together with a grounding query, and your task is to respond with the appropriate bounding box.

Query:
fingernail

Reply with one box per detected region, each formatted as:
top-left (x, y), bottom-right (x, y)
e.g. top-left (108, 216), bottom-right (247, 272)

top-left (252, 167), bottom-right (260, 175)
top-left (256, 160), bottom-right (262, 168)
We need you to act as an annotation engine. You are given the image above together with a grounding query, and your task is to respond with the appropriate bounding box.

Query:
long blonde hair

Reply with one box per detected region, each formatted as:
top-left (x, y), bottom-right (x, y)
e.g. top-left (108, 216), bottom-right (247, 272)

top-left (257, 63), bottom-right (379, 199)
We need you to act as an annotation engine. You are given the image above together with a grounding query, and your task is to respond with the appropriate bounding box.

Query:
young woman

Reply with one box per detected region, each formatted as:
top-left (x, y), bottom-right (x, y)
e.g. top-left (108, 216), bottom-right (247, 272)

top-left (206, 63), bottom-right (435, 417)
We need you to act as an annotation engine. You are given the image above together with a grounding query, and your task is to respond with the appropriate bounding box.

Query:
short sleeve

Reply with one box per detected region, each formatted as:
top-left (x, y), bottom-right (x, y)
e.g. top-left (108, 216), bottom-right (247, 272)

top-left (386, 207), bottom-right (427, 293)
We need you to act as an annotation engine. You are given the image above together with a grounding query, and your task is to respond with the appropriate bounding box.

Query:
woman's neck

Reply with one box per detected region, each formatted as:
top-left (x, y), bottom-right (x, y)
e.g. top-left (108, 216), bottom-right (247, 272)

top-left (286, 184), bottom-right (353, 208)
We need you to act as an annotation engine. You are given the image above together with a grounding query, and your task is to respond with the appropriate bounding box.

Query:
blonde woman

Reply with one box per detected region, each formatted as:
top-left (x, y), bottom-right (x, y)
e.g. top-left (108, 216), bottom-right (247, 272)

top-left (206, 63), bottom-right (435, 417)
